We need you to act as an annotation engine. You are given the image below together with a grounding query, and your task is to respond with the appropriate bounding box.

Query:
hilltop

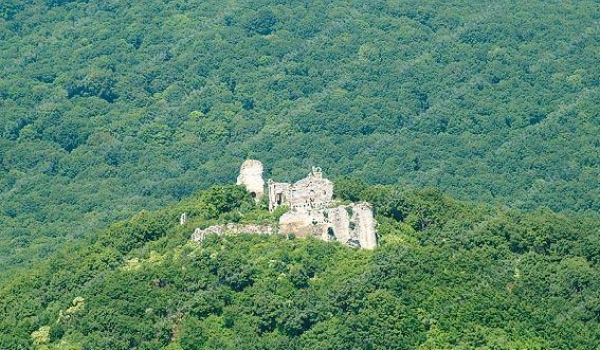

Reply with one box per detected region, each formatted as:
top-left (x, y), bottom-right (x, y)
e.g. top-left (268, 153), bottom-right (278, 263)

top-left (0, 1), bottom-right (598, 348)
top-left (0, 183), bottom-right (598, 349)
top-left (1, 0), bottom-right (599, 269)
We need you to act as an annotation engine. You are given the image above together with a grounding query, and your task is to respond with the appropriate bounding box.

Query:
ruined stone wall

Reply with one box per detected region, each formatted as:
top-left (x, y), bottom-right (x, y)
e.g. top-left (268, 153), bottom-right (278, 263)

top-left (192, 223), bottom-right (276, 242)
top-left (268, 167), bottom-right (333, 212)
top-left (268, 181), bottom-right (292, 212)
top-left (276, 203), bottom-right (377, 249)
top-left (198, 160), bottom-right (378, 249)
top-left (348, 203), bottom-right (377, 249)
top-left (325, 207), bottom-right (352, 244)
top-left (279, 209), bottom-right (326, 239)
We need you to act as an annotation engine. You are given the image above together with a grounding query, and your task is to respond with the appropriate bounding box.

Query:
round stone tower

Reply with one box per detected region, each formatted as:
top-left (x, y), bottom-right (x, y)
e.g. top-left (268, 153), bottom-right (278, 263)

top-left (236, 159), bottom-right (265, 202)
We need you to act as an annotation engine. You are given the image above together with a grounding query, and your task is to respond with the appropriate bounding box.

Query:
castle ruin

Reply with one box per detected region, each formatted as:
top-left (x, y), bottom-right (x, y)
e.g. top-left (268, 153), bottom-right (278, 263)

top-left (268, 167), bottom-right (333, 212)
top-left (193, 160), bottom-right (378, 249)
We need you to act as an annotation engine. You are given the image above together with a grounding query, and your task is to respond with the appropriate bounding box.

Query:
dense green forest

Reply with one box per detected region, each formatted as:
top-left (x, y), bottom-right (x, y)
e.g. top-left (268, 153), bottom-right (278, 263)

top-left (0, 0), bottom-right (598, 269)
top-left (1, 184), bottom-right (598, 349)
top-left (0, 0), bottom-right (599, 348)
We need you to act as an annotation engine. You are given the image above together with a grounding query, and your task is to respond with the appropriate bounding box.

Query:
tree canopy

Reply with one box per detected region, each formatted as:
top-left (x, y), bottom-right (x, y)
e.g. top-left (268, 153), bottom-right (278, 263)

top-left (0, 0), bottom-right (598, 270)
top-left (0, 184), bottom-right (598, 349)
top-left (0, 1), bottom-right (598, 348)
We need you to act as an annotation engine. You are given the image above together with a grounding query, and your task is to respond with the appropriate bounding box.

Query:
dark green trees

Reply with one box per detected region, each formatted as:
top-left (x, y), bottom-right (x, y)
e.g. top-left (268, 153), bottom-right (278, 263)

top-left (245, 9), bottom-right (278, 35)
top-left (1, 183), bottom-right (598, 349)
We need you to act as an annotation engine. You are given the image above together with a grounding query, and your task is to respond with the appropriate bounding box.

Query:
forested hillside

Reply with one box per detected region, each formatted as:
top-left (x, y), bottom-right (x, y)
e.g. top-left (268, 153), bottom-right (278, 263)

top-left (1, 184), bottom-right (598, 349)
top-left (1, 0), bottom-right (598, 268)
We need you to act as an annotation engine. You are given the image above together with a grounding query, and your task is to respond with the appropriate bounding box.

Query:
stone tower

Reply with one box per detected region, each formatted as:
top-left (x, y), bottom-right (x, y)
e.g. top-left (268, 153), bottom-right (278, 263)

top-left (236, 159), bottom-right (265, 202)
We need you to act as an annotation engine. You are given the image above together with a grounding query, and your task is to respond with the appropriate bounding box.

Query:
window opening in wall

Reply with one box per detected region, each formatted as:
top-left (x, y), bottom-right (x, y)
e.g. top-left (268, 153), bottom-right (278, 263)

top-left (327, 227), bottom-right (336, 241)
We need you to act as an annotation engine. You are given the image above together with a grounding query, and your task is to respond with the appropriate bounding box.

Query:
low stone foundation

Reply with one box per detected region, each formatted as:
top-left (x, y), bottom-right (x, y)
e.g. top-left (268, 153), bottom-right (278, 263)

top-left (192, 223), bottom-right (276, 242)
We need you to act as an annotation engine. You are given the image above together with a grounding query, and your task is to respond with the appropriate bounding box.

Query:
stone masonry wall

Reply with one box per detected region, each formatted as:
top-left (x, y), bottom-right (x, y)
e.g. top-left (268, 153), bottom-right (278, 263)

top-left (199, 160), bottom-right (378, 249)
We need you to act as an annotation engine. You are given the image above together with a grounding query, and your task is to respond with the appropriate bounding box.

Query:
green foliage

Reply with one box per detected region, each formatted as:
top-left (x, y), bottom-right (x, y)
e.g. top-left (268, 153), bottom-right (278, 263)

top-left (0, 0), bottom-right (599, 273)
top-left (64, 68), bottom-right (119, 102)
top-left (207, 185), bottom-right (253, 213)
top-left (245, 9), bottom-right (278, 35)
top-left (0, 0), bottom-right (599, 347)
top-left (0, 185), bottom-right (598, 349)
top-left (271, 204), bottom-right (290, 221)
top-left (333, 177), bottom-right (368, 202)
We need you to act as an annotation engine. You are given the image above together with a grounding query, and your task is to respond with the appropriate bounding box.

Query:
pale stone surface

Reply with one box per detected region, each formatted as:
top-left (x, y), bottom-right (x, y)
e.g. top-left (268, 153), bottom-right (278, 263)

top-left (237, 159), bottom-right (265, 202)
top-left (277, 203), bottom-right (377, 249)
top-left (267, 166), bottom-right (376, 249)
top-left (195, 160), bottom-right (378, 249)
top-left (325, 206), bottom-right (352, 244)
top-left (268, 167), bottom-right (333, 212)
top-left (279, 209), bottom-right (326, 238)
top-left (192, 223), bottom-right (275, 242)
top-left (348, 203), bottom-right (377, 249)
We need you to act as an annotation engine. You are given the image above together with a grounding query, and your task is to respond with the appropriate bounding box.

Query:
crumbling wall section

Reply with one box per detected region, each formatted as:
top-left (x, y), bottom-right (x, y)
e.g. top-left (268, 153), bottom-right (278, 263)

top-left (325, 207), bottom-right (352, 244)
top-left (268, 181), bottom-right (292, 212)
top-left (192, 223), bottom-right (275, 242)
top-left (268, 167), bottom-right (333, 212)
top-left (348, 203), bottom-right (377, 249)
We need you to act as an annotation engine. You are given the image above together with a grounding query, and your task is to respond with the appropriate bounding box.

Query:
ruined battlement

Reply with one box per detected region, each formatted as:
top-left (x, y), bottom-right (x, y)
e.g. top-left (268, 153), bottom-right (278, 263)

top-left (267, 166), bottom-right (334, 212)
top-left (192, 160), bottom-right (378, 249)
